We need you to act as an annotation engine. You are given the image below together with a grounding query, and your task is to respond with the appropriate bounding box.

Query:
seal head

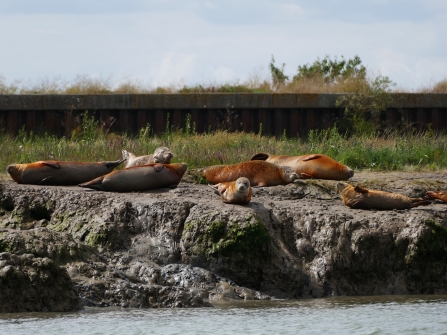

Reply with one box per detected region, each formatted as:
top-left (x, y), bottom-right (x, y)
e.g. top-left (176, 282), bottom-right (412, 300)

top-left (211, 177), bottom-right (252, 205)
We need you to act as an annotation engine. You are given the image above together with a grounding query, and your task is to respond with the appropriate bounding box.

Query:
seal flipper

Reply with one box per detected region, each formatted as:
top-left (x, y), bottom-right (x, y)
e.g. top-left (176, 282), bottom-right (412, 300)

top-left (121, 150), bottom-right (131, 161)
top-left (38, 176), bottom-right (53, 185)
top-left (250, 153), bottom-right (270, 161)
top-left (299, 172), bottom-right (313, 179)
top-left (301, 154), bottom-right (322, 161)
top-left (78, 176), bottom-right (105, 191)
top-left (354, 185), bottom-right (369, 194)
top-left (41, 162), bottom-right (61, 169)
top-left (409, 199), bottom-right (432, 208)
top-left (346, 199), bottom-right (369, 209)
top-left (104, 159), bottom-right (126, 169)
top-left (208, 184), bottom-right (220, 195)
top-left (154, 164), bottom-right (165, 172)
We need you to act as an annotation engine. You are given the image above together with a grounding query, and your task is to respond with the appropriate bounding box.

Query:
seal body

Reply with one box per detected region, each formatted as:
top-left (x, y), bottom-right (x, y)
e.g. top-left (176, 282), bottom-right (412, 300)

top-left (204, 161), bottom-right (298, 187)
top-left (251, 153), bottom-right (354, 180)
top-left (337, 182), bottom-right (431, 210)
top-left (425, 191), bottom-right (447, 204)
top-left (79, 163), bottom-right (187, 192)
top-left (211, 177), bottom-right (252, 205)
top-left (122, 147), bottom-right (173, 168)
top-left (6, 159), bottom-right (125, 185)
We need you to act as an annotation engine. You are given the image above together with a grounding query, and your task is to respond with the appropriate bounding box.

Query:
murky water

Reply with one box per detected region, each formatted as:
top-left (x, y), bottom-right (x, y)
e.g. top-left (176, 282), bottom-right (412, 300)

top-left (1, 295), bottom-right (447, 335)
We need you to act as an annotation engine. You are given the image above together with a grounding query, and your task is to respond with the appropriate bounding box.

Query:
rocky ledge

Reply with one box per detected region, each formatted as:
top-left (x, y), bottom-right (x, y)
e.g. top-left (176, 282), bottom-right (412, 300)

top-left (1, 171), bottom-right (447, 312)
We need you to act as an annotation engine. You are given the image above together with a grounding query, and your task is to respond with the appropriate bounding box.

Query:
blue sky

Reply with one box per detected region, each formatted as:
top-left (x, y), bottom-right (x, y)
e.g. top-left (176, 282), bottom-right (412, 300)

top-left (1, 0), bottom-right (446, 90)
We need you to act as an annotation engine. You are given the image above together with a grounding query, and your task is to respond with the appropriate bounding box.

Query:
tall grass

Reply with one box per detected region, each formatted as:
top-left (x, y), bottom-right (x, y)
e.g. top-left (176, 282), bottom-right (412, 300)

top-left (1, 123), bottom-right (447, 174)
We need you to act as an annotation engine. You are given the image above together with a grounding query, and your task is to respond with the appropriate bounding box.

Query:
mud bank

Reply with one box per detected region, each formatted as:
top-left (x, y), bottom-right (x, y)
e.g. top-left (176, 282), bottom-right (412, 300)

top-left (1, 171), bottom-right (447, 312)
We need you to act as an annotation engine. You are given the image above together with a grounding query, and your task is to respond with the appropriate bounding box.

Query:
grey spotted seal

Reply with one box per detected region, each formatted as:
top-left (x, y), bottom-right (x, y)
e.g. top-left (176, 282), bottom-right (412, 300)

top-left (122, 146), bottom-right (173, 168)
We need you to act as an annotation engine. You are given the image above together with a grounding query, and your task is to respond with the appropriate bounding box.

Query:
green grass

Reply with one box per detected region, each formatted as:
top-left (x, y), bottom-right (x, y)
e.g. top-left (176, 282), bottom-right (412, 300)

top-left (1, 125), bottom-right (447, 175)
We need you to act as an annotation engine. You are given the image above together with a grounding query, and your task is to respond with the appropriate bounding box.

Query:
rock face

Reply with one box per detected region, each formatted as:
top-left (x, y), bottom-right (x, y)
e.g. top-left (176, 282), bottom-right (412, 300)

top-left (0, 252), bottom-right (83, 313)
top-left (1, 171), bottom-right (447, 310)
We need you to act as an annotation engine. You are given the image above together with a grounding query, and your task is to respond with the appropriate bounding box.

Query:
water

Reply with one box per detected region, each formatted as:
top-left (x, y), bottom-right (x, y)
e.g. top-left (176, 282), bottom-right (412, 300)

top-left (1, 295), bottom-right (447, 335)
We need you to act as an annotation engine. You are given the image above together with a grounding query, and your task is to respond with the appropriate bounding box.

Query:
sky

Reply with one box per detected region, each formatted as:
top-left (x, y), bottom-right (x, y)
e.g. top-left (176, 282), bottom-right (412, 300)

top-left (1, 0), bottom-right (446, 90)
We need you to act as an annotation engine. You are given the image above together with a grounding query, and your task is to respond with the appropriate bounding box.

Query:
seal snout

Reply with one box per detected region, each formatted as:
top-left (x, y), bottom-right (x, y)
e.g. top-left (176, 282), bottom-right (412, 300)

top-left (6, 164), bottom-right (21, 183)
top-left (6, 164), bottom-right (15, 174)
top-left (346, 166), bottom-right (355, 178)
top-left (285, 167), bottom-right (299, 182)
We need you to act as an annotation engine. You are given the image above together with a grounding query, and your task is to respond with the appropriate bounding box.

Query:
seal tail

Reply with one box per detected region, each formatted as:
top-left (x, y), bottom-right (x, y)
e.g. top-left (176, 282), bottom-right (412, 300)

top-left (79, 176), bottom-right (105, 191)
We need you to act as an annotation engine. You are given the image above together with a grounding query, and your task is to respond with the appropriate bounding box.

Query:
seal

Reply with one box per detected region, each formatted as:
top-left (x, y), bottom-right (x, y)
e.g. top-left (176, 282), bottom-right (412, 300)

top-left (337, 182), bottom-right (431, 210)
top-left (209, 177), bottom-right (252, 205)
top-left (203, 161), bottom-right (298, 187)
top-left (6, 159), bottom-right (125, 185)
top-left (425, 191), bottom-right (447, 204)
top-left (78, 163), bottom-right (187, 192)
top-left (122, 147), bottom-right (173, 168)
top-left (250, 153), bottom-right (354, 180)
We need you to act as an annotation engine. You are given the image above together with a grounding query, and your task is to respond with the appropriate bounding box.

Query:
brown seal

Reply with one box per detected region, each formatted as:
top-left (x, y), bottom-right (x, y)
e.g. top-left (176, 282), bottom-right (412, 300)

top-left (122, 147), bottom-right (173, 168)
top-left (210, 177), bottom-right (252, 205)
top-left (337, 182), bottom-right (431, 210)
top-left (6, 159), bottom-right (125, 185)
top-left (203, 161), bottom-right (298, 187)
top-left (78, 163), bottom-right (187, 192)
top-left (425, 191), bottom-right (447, 204)
top-left (251, 153), bottom-right (354, 180)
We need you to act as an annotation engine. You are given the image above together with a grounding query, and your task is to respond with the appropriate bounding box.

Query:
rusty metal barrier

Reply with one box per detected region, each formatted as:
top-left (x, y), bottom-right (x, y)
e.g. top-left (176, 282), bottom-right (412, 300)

top-left (0, 93), bottom-right (446, 137)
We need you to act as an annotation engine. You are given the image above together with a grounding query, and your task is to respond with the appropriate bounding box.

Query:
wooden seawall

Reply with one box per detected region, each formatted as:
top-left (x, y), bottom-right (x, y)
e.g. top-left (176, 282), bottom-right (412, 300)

top-left (1, 93), bottom-right (446, 137)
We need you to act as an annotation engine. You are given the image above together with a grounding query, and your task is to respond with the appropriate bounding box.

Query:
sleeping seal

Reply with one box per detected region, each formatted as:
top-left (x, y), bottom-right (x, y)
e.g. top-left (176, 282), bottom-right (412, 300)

top-left (79, 163), bottom-right (187, 192)
top-left (7, 159), bottom-right (125, 185)
top-left (203, 161), bottom-right (298, 187)
top-left (251, 153), bottom-right (354, 180)
top-left (337, 182), bottom-right (431, 210)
